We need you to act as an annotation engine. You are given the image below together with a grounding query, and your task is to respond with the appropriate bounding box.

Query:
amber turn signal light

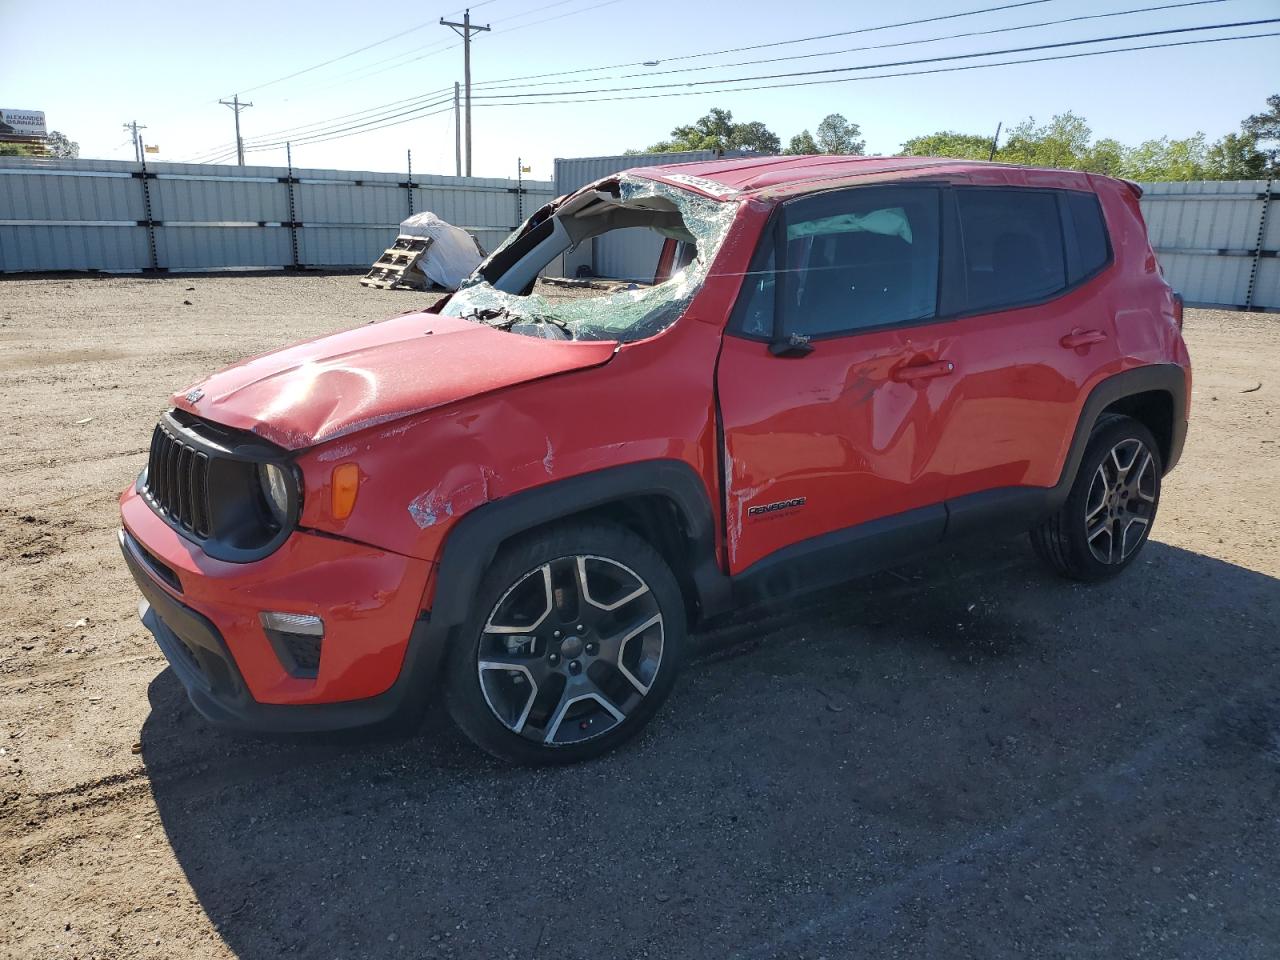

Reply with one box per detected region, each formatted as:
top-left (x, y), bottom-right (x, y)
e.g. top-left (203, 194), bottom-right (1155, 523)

top-left (330, 463), bottom-right (360, 520)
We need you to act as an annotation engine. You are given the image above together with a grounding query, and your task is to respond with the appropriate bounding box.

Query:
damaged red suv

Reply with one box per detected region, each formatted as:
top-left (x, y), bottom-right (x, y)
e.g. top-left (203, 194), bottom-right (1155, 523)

top-left (120, 155), bottom-right (1190, 763)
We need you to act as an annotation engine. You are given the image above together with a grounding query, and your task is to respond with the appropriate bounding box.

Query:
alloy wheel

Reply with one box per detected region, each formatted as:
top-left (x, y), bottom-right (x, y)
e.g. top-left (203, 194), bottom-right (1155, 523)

top-left (1084, 437), bottom-right (1157, 564)
top-left (477, 555), bottom-right (664, 746)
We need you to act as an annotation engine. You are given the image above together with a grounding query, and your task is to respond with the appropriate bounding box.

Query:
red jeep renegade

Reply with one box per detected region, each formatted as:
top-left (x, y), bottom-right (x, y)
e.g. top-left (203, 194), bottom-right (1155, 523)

top-left (119, 155), bottom-right (1190, 763)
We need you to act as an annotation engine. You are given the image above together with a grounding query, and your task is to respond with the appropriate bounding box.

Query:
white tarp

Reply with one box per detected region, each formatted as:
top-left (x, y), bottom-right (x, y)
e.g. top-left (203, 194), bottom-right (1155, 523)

top-left (398, 211), bottom-right (484, 290)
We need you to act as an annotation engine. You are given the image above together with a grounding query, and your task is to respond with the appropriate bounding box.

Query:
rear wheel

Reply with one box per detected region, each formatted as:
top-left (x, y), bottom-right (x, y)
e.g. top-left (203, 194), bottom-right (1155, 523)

top-left (444, 521), bottom-right (685, 764)
top-left (1032, 415), bottom-right (1162, 581)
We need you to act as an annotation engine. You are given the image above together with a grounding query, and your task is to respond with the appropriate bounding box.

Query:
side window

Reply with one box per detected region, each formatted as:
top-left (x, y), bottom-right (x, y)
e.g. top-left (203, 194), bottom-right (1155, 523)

top-left (1063, 190), bottom-right (1110, 283)
top-left (734, 245), bottom-right (776, 338)
top-left (781, 186), bottom-right (940, 337)
top-left (955, 189), bottom-right (1067, 313)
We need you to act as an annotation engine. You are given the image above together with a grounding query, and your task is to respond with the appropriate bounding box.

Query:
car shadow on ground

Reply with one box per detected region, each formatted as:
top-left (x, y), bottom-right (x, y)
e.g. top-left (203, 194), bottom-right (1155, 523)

top-left (140, 538), bottom-right (1280, 960)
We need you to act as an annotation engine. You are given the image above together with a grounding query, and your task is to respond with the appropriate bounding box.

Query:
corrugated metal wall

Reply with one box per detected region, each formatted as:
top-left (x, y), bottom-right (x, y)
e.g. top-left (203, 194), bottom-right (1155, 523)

top-left (1138, 179), bottom-right (1278, 311)
top-left (3, 154), bottom-right (1275, 310)
top-left (554, 150), bottom-right (755, 281)
top-left (0, 157), bottom-right (554, 273)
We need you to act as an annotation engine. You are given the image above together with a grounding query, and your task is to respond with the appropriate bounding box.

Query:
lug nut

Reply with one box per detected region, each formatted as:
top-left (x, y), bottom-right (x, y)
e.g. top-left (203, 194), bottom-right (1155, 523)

top-left (553, 630), bottom-right (561, 638)
top-left (568, 660), bottom-right (582, 675)
top-left (585, 642), bottom-right (598, 655)
top-left (548, 652), bottom-right (560, 665)
top-left (576, 624), bottom-right (585, 632)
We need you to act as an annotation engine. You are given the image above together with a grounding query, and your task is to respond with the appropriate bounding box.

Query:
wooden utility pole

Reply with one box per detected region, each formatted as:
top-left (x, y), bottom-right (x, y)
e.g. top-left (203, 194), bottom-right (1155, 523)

top-left (453, 82), bottom-right (462, 177)
top-left (122, 121), bottom-right (147, 162)
top-left (218, 94), bottom-right (254, 166)
top-left (440, 10), bottom-right (490, 176)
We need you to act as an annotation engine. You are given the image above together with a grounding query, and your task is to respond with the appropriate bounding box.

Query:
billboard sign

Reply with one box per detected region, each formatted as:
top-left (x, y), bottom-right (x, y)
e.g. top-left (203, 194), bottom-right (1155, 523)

top-left (0, 109), bottom-right (47, 136)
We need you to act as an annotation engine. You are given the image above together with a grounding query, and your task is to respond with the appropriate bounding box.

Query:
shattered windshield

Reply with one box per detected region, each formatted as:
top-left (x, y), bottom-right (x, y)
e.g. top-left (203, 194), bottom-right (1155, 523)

top-left (442, 174), bottom-right (737, 343)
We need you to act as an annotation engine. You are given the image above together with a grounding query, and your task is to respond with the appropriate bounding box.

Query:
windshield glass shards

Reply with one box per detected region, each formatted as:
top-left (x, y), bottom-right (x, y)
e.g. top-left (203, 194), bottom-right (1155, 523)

top-left (442, 174), bottom-right (737, 343)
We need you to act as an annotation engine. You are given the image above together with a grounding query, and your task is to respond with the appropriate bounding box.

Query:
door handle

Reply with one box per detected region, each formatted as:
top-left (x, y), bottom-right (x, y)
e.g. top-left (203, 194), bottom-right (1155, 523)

top-left (891, 359), bottom-right (955, 383)
top-left (1060, 329), bottom-right (1108, 349)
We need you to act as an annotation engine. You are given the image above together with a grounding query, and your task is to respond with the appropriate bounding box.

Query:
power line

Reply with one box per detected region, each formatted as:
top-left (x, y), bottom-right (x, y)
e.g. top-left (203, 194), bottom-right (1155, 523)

top-left (244, 85), bottom-right (455, 143)
top-left (247, 95), bottom-right (457, 150)
top-left (235, 19), bottom-right (453, 96)
top-left (314, 0), bottom-right (621, 93)
top-left (238, 31), bottom-right (1279, 154)
top-left (475, 0), bottom-right (1239, 92)
top-left (187, 0), bottom-right (1130, 161)
top-left (468, 0), bottom-right (1063, 91)
top-left (470, 18), bottom-right (1280, 100)
top-left (246, 103), bottom-right (457, 152)
top-left (468, 30), bottom-right (1279, 108)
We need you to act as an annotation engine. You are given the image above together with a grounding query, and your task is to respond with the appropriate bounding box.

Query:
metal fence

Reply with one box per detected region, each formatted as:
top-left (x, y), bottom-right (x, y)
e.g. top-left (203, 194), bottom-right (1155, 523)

top-left (1139, 179), bottom-right (1277, 312)
top-left (554, 149), bottom-right (756, 280)
top-left (2, 155), bottom-right (1276, 311)
top-left (0, 156), bottom-right (554, 273)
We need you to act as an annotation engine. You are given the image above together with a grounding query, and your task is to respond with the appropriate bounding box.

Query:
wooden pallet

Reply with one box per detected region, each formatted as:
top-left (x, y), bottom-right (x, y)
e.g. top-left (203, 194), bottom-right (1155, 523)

top-left (360, 236), bottom-right (432, 290)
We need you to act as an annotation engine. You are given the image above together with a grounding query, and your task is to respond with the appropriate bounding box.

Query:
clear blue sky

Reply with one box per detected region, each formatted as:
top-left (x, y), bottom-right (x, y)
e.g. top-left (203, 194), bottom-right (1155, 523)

top-left (2, 0), bottom-right (1277, 178)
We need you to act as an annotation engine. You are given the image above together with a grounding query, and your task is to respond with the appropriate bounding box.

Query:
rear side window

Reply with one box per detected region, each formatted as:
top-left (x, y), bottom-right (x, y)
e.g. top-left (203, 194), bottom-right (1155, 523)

top-left (1062, 190), bottom-right (1110, 283)
top-left (954, 189), bottom-right (1067, 313)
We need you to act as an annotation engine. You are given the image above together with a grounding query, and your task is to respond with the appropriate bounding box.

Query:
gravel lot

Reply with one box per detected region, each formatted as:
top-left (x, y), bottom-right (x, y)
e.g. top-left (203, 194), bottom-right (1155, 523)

top-left (1, 275), bottom-right (1278, 960)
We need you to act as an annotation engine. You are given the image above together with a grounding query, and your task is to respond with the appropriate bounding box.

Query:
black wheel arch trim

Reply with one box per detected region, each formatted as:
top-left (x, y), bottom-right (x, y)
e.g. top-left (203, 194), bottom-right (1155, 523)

top-left (426, 459), bottom-right (732, 634)
top-left (1049, 363), bottom-right (1187, 510)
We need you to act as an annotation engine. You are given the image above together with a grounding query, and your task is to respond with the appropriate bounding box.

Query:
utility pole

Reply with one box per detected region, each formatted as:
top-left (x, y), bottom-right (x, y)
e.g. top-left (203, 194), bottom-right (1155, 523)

top-left (440, 9), bottom-right (490, 176)
top-left (122, 121), bottom-right (147, 162)
top-left (988, 121), bottom-right (1003, 162)
top-left (453, 81), bottom-right (462, 177)
top-left (218, 94), bottom-right (254, 166)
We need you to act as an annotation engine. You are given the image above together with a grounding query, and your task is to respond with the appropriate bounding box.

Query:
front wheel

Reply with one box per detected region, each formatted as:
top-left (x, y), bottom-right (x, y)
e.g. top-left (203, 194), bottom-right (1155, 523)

top-left (444, 521), bottom-right (686, 764)
top-left (1032, 414), bottom-right (1163, 581)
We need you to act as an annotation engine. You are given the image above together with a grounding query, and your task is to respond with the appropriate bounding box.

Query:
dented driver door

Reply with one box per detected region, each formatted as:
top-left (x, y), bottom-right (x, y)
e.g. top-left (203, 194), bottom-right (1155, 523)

top-left (715, 184), bottom-right (958, 576)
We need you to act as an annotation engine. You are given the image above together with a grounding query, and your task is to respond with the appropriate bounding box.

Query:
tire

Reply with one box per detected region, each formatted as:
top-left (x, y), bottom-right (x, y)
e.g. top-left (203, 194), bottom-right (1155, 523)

top-left (444, 521), bottom-right (686, 765)
top-left (1032, 414), bottom-right (1163, 581)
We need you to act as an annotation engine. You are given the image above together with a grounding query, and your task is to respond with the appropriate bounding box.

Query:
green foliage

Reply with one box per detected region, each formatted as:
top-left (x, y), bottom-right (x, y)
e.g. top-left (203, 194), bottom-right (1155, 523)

top-left (1123, 135), bottom-right (1209, 182)
top-left (46, 130), bottom-right (79, 159)
top-left (641, 107), bottom-right (780, 154)
top-left (0, 130), bottom-right (78, 159)
top-left (901, 98), bottom-right (1280, 181)
top-left (637, 95), bottom-right (1280, 182)
top-left (999, 112), bottom-right (1093, 169)
top-left (1204, 132), bottom-right (1268, 179)
top-left (815, 114), bottom-right (864, 155)
top-left (784, 130), bottom-right (818, 155)
top-left (900, 131), bottom-right (992, 160)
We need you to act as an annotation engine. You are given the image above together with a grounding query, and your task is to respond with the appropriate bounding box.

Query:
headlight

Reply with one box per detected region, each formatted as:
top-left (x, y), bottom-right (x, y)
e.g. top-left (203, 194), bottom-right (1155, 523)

top-left (259, 463), bottom-right (291, 526)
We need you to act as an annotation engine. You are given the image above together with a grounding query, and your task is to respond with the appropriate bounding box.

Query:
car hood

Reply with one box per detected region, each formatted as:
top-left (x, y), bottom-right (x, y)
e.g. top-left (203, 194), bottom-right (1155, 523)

top-left (172, 311), bottom-right (617, 450)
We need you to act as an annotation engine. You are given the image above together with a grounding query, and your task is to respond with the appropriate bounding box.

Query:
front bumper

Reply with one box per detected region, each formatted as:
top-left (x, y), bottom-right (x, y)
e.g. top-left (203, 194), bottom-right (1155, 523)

top-left (120, 482), bottom-right (443, 732)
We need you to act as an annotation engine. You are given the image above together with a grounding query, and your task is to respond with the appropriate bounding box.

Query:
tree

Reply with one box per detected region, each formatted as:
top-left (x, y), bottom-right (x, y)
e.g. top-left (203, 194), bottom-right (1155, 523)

top-left (639, 107), bottom-right (779, 154)
top-left (999, 112), bottom-right (1093, 169)
top-left (899, 131), bottom-right (992, 160)
top-left (785, 130), bottom-right (818, 155)
top-left (0, 143), bottom-right (37, 157)
top-left (1123, 135), bottom-right (1209, 182)
top-left (1082, 138), bottom-right (1127, 177)
top-left (731, 120), bottom-right (781, 154)
top-left (1204, 132), bottom-right (1268, 180)
top-left (1242, 94), bottom-right (1280, 147)
top-left (814, 114), bottom-right (865, 155)
top-left (46, 130), bottom-right (79, 159)
top-left (1241, 93), bottom-right (1279, 173)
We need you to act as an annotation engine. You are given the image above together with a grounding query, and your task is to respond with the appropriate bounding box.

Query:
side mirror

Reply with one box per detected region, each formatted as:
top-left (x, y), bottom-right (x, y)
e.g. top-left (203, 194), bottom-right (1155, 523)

top-left (769, 332), bottom-right (814, 359)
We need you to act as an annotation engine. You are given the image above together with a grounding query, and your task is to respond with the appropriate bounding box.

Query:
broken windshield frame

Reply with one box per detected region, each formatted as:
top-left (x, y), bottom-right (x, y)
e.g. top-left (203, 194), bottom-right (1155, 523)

top-left (442, 174), bottom-right (738, 343)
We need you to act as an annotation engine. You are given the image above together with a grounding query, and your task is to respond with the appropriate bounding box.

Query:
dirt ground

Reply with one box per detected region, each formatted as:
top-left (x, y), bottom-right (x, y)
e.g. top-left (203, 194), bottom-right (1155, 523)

top-left (1, 275), bottom-right (1278, 960)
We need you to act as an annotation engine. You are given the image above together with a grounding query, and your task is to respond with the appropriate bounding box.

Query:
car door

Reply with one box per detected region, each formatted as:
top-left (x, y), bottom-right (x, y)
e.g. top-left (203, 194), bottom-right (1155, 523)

top-left (934, 186), bottom-right (1123, 516)
top-left (715, 184), bottom-right (960, 576)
